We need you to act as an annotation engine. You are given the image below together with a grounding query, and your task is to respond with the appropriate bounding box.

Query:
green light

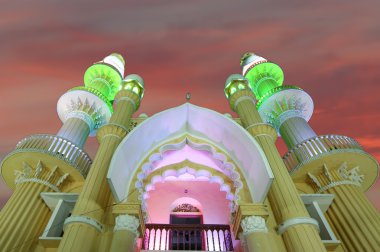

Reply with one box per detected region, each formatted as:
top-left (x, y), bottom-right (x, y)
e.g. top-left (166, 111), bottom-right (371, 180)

top-left (84, 63), bottom-right (123, 102)
top-left (256, 85), bottom-right (303, 109)
top-left (122, 74), bottom-right (145, 101)
top-left (244, 62), bottom-right (284, 100)
top-left (230, 86), bottom-right (237, 95)
top-left (132, 86), bottom-right (139, 94)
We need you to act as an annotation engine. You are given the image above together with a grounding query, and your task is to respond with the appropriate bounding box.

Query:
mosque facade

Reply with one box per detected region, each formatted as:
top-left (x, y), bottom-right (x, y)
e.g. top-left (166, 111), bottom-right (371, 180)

top-left (0, 52), bottom-right (379, 252)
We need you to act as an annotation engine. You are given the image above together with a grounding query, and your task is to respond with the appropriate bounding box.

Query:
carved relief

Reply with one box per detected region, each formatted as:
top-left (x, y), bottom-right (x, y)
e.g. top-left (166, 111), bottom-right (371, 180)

top-left (241, 216), bottom-right (268, 234)
top-left (307, 162), bottom-right (364, 193)
top-left (172, 203), bottom-right (200, 213)
top-left (14, 161), bottom-right (70, 191)
top-left (114, 214), bottom-right (140, 237)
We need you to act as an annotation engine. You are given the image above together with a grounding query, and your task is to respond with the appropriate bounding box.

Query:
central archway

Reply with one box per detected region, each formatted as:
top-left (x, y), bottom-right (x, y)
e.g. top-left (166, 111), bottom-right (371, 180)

top-left (107, 103), bottom-right (273, 203)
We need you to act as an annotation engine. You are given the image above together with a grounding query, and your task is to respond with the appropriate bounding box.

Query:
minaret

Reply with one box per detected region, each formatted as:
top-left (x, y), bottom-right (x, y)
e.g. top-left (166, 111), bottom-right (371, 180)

top-left (56, 53), bottom-right (124, 147)
top-left (57, 74), bottom-right (145, 252)
top-left (0, 53), bottom-right (124, 251)
top-left (224, 71), bottom-right (326, 251)
top-left (242, 52), bottom-right (380, 251)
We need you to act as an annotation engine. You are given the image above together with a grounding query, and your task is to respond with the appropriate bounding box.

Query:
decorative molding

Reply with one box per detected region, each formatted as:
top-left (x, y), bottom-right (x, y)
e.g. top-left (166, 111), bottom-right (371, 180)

top-left (258, 89), bottom-right (313, 134)
top-left (66, 111), bottom-right (95, 130)
top-left (277, 217), bottom-right (319, 235)
top-left (307, 162), bottom-right (363, 193)
top-left (114, 214), bottom-right (140, 237)
top-left (97, 124), bottom-right (128, 140)
top-left (57, 91), bottom-right (111, 136)
top-left (114, 96), bottom-right (137, 111)
top-left (14, 161), bottom-right (70, 191)
top-left (315, 180), bottom-right (361, 194)
top-left (64, 215), bottom-right (104, 233)
top-left (274, 109), bottom-right (304, 132)
top-left (135, 137), bottom-right (244, 214)
top-left (233, 96), bottom-right (255, 111)
top-left (338, 162), bottom-right (364, 184)
top-left (172, 203), bottom-right (200, 213)
top-left (63, 97), bottom-right (106, 130)
top-left (241, 216), bottom-right (268, 234)
top-left (245, 123), bottom-right (277, 141)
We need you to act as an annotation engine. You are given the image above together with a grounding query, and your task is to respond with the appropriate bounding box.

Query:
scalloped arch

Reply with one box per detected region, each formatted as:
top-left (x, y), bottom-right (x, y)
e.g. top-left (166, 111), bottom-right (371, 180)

top-left (107, 103), bottom-right (273, 203)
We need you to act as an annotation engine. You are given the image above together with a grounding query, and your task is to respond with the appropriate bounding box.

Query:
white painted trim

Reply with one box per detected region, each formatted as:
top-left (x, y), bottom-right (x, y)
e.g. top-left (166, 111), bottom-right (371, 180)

top-left (64, 216), bottom-right (104, 233)
top-left (277, 217), bottom-right (319, 235)
top-left (233, 96), bottom-right (255, 111)
top-left (115, 96), bottom-right (136, 111)
top-left (316, 180), bottom-right (360, 193)
top-left (16, 178), bottom-right (60, 192)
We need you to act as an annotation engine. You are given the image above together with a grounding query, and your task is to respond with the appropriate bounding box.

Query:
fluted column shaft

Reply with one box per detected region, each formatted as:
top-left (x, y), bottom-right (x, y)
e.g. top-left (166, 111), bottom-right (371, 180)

top-left (310, 168), bottom-right (380, 251)
top-left (0, 182), bottom-right (53, 252)
top-left (110, 214), bottom-right (140, 252)
top-left (57, 118), bottom-right (90, 147)
top-left (230, 90), bottom-right (325, 252)
top-left (57, 90), bottom-right (139, 252)
top-left (241, 216), bottom-right (278, 252)
top-left (279, 117), bottom-right (317, 149)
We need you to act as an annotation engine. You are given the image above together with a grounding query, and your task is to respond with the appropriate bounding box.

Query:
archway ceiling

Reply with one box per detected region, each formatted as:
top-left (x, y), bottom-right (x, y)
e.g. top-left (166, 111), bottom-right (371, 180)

top-left (107, 103), bottom-right (273, 203)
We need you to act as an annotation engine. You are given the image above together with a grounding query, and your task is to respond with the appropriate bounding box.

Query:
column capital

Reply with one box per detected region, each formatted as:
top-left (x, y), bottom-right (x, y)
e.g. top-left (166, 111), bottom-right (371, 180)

top-left (245, 123), bottom-right (277, 142)
top-left (96, 124), bottom-right (128, 141)
top-left (114, 214), bottom-right (140, 237)
top-left (232, 203), bottom-right (269, 238)
top-left (241, 216), bottom-right (268, 234)
top-left (228, 89), bottom-right (256, 112)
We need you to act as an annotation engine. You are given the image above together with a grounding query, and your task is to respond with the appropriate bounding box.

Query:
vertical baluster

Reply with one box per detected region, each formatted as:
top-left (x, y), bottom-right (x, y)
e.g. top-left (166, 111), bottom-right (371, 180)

top-left (205, 229), bottom-right (209, 251)
top-left (151, 228), bottom-right (155, 250)
top-left (212, 229), bottom-right (216, 251)
top-left (223, 228), bottom-right (228, 251)
top-left (158, 227), bottom-right (162, 250)
top-left (176, 229), bottom-right (179, 251)
top-left (166, 228), bottom-right (170, 250)
top-left (143, 228), bottom-right (149, 250)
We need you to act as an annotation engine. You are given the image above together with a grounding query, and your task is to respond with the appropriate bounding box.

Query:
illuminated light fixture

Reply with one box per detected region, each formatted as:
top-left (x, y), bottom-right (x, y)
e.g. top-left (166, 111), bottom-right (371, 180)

top-left (224, 74), bottom-right (250, 99)
top-left (83, 53), bottom-right (125, 102)
top-left (121, 74), bottom-right (145, 110)
top-left (240, 52), bottom-right (284, 100)
top-left (256, 85), bottom-right (303, 109)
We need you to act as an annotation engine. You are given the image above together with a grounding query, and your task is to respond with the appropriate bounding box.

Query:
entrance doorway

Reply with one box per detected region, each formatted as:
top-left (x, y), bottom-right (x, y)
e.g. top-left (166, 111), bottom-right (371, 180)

top-left (170, 205), bottom-right (203, 250)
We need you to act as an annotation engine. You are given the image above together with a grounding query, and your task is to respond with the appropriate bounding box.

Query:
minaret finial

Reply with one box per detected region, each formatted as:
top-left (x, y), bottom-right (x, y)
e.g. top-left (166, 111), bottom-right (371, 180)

top-left (186, 92), bottom-right (191, 102)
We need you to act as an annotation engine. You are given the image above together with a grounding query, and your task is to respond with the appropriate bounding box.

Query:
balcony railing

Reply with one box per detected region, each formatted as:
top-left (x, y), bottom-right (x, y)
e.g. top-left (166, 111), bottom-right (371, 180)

top-left (15, 134), bottom-right (92, 177)
top-left (283, 134), bottom-right (363, 173)
top-left (143, 224), bottom-right (234, 251)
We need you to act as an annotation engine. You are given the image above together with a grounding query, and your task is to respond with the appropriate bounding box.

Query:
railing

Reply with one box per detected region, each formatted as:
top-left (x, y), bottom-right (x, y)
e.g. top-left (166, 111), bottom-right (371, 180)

top-left (143, 224), bottom-right (234, 251)
top-left (283, 134), bottom-right (363, 173)
top-left (15, 134), bottom-right (92, 177)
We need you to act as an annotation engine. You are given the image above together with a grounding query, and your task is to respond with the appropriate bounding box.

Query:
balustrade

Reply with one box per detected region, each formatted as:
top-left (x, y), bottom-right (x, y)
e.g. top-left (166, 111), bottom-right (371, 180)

top-left (143, 224), bottom-right (233, 251)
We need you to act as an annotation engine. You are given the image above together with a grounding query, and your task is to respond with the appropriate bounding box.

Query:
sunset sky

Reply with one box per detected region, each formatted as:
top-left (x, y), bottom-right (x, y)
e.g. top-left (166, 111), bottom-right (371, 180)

top-left (0, 0), bottom-right (379, 210)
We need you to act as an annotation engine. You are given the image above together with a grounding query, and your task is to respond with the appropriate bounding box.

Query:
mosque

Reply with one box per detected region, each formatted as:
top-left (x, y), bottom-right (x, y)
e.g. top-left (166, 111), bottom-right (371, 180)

top-left (0, 52), bottom-right (379, 252)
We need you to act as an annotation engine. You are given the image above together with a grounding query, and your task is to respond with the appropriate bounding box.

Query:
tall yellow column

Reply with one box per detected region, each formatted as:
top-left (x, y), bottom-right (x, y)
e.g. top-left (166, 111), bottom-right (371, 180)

top-left (110, 214), bottom-right (140, 252)
top-left (0, 161), bottom-right (71, 252)
top-left (225, 75), bottom-right (325, 252)
top-left (58, 75), bottom-right (144, 252)
top-left (241, 215), bottom-right (276, 251)
top-left (308, 163), bottom-right (380, 251)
